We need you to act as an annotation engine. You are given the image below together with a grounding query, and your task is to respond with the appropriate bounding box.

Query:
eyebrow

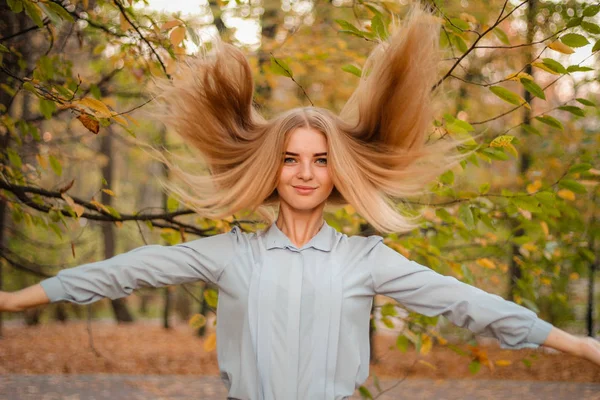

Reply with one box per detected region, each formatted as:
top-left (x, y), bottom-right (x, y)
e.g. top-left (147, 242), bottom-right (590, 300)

top-left (285, 152), bottom-right (328, 156)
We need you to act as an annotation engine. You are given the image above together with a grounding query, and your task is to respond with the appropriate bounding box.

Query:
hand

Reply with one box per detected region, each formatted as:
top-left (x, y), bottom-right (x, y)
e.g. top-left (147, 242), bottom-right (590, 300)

top-left (578, 336), bottom-right (600, 366)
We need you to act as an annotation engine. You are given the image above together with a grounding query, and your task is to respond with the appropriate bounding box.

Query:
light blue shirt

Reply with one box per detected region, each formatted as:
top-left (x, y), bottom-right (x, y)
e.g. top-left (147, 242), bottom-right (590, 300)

top-left (40, 221), bottom-right (553, 400)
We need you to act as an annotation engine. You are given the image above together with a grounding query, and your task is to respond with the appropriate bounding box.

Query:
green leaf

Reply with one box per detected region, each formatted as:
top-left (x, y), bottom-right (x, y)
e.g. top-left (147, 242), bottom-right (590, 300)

top-left (39, 99), bottom-right (56, 119)
top-left (23, 0), bottom-right (44, 28)
top-left (511, 196), bottom-right (540, 213)
top-left (341, 64), bottom-right (362, 77)
top-left (489, 86), bottom-right (527, 107)
top-left (458, 204), bottom-right (475, 229)
top-left (435, 208), bottom-right (454, 223)
top-left (7, 0), bottom-right (24, 13)
top-left (381, 303), bottom-right (397, 317)
top-left (566, 65), bottom-right (594, 73)
top-left (335, 19), bottom-right (362, 35)
top-left (104, 205), bottom-right (121, 219)
top-left (358, 386), bottom-right (373, 399)
top-left (204, 288), bottom-right (219, 308)
top-left (558, 105), bottom-right (585, 117)
top-left (371, 14), bottom-right (388, 40)
top-left (579, 248), bottom-right (596, 263)
top-left (450, 34), bottom-right (468, 53)
top-left (479, 183), bottom-right (490, 194)
top-left (47, 2), bottom-right (74, 22)
top-left (569, 163), bottom-right (592, 174)
top-left (583, 4), bottom-right (600, 17)
top-left (560, 33), bottom-right (589, 48)
top-left (48, 222), bottom-right (63, 239)
top-left (492, 27), bottom-right (509, 45)
top-left (482, 147), bottom-right (509, 161)
top-left (535, 115), bottom-right (563, 130)
top-left (167, 196), bottom-right (179, 212)
top-left (559, 179), bottom-right (587, 194)
top-left (593, 40), bottom-right (600, 53)
top-left (7, 148), bottom-right (22, 169)
top-left (566, 17), bottom-right (583, 28)
top-left (542, 58), bottom-right (567, 74)
top-left (535, 191), bottom-right (556, 207)
top-left (581, 21), bottom-right (600, 35)
top-left (468, 360), bottom-right (481, 374)
top-left (522, 124), bottom-right (541, 136)
top-left (449, 18), bottom-right (470, 31)
top-left (49, 154), bottom-right (62, 176)
top-left (396, 334), bottom-right (409, 352)
top-left (520, 78), bottom-right (545, 100)
top-left (440, 170), bottom-right (454, 185)
top-left (576, 98), bottom-right (596, 107)
top-left (269, 56), bottom-right (293, 78)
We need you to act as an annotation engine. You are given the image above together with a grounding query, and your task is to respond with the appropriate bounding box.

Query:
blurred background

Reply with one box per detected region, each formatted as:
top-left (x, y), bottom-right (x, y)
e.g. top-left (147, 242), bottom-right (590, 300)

top-left (0, 0), bottom-right (599, 392)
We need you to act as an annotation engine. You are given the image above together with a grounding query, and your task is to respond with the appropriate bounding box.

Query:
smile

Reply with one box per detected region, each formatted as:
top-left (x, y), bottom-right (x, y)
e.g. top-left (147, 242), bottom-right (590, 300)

top-left (293, 186), bottom-right (316, 194)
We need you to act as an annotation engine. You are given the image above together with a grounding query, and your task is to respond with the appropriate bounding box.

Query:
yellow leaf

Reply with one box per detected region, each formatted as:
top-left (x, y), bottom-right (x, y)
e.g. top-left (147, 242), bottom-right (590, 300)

top-left (540, 221), bottom-right (549, 237)
top-left (531, 62), bottom-right (561, 75)
top-left (476, 258), bottom-right (496, 269)
top-left (420, 334), bottom-right (433, 355)
top-left (78, 98), bottom-right (112, 118)
top-left (102, 188), bottom-right (116, 196)
top-left (522, 243), bottom-right (538, 252)
top-left (527, 180), bottom-right (542, 194)
top-left (343, 204), bottom-right (356, 215)
top-left (188, 313), bottom-right (207, 329)
top-left (541, 277), bottom-right (552, 286)
top-left (557, 189), bottom-right (575, 201)
top-left (548, 41), bottom-right (574, 54)
top-left (61, 193), bottom-right (76, 208)
top-left (124, 114), bottom-right (140, 127)
top-left (120, 13), bottom-right (133, 31)
top-left (170, 26), bottom-right (186, 47)
top-left (36, 154), bottom-right (48, 169)
top-left (161, 20), bottom-right (182, 31)
top-left (495, 359), bottom-right (512, 367)
top-left (72, 204), bottom-right (85, 217)
top-left (506, 71), bottom-right (534, 81)
top-left (417, 360), bottom-right (437, 370)
top-left (111, 114), bottom-right (129, 127)
top-left (569, 272), bottom-right (580, 280)
top-left (203, 332), bottom-right (217, 352)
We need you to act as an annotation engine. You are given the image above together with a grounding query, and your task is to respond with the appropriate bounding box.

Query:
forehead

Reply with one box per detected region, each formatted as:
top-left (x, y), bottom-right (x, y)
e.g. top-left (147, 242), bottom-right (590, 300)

top-left (286, 127), bottom-right (327, 152)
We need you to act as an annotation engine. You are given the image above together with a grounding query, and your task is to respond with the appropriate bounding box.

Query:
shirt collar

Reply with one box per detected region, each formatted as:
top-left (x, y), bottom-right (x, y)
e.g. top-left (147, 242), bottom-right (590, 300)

top-left (263, 220), bottom-right (336, 252)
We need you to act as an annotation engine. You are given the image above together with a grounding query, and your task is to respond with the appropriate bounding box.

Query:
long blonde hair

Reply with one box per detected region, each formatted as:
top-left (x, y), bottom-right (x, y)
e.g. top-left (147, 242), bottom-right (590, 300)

top-left (148, 3), bottom-right (459, 233)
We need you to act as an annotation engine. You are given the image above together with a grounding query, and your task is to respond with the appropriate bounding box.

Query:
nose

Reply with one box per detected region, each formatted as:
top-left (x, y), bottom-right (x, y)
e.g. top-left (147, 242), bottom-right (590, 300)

top-left (297, 160), bottom-right (313, 180)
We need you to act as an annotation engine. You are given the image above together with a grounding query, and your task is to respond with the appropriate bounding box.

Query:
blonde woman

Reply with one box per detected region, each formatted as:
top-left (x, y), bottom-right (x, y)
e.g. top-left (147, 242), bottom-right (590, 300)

top-left (1, 4), bottom-right (598, 399)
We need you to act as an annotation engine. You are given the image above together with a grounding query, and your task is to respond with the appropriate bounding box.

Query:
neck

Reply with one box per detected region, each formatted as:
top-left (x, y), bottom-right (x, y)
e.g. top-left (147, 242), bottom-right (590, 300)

top-left (276, 203), bottom-right (325, 248)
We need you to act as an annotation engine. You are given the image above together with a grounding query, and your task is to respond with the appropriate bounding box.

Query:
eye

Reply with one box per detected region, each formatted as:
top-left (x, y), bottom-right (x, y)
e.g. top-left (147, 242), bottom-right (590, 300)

top-left (283, 157), bottom-right (296, 163)
top-left (316, 158), bottom-right (327, 165)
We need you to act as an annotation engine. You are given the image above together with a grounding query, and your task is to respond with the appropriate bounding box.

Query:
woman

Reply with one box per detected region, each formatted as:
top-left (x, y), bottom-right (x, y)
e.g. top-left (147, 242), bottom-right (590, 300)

top-left (1, 4), bottom-right (599, 400)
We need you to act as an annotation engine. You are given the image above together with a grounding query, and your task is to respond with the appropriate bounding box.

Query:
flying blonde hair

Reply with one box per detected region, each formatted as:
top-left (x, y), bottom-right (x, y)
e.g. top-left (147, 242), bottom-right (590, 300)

top-left (147, 3), bottom-right (460, 233)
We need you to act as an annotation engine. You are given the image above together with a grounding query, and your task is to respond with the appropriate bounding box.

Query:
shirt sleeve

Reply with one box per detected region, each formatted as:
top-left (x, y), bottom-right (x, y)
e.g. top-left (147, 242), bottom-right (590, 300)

top-left (367, 239), bottom-right (553, 349)
top-left (39, 226), bottom-right (244, 305)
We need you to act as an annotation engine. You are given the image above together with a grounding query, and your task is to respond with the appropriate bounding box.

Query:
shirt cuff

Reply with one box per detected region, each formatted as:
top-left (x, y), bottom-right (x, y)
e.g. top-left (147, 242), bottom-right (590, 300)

top-left (526, 318), bottom-right (554, 346)
top-left (39, 277), bottom-right (68, 303)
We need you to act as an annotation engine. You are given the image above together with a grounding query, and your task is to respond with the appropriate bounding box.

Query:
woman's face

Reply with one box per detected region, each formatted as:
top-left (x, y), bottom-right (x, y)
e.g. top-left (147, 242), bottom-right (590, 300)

top-left (276, 127), bottom-right (334, 213)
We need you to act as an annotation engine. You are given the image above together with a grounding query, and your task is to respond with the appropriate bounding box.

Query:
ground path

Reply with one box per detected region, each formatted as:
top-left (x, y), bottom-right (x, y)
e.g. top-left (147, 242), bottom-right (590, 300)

top-left (1, 374), bottom-right (600, 400)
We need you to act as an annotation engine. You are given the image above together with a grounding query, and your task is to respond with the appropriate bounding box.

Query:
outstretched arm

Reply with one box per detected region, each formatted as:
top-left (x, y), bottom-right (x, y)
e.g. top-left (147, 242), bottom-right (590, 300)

top-left (0, 284), bottom-right (49, 312)
top-left (543, 326), bottom-right (600, 365)
top-left (0, 226), bottom-right (243, 312)
top-left (367, 240), bottom-right (600, 365)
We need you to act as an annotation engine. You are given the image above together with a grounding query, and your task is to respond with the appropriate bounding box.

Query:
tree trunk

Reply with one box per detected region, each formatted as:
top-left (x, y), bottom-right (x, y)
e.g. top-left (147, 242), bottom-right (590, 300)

top-left (508, 0), bottom-right (536, 301)
top-left (101, 127), bottom-right (134, 323)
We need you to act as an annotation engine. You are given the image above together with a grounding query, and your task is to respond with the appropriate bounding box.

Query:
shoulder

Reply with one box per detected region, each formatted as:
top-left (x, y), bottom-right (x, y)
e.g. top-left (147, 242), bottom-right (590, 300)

top-left (335, 232), bottom-right (385, 258)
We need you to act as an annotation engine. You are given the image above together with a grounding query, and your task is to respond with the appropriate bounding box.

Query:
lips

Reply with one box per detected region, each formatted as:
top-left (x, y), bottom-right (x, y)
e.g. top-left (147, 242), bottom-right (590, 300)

top-left (293, 185), bottom-right (317, 194)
